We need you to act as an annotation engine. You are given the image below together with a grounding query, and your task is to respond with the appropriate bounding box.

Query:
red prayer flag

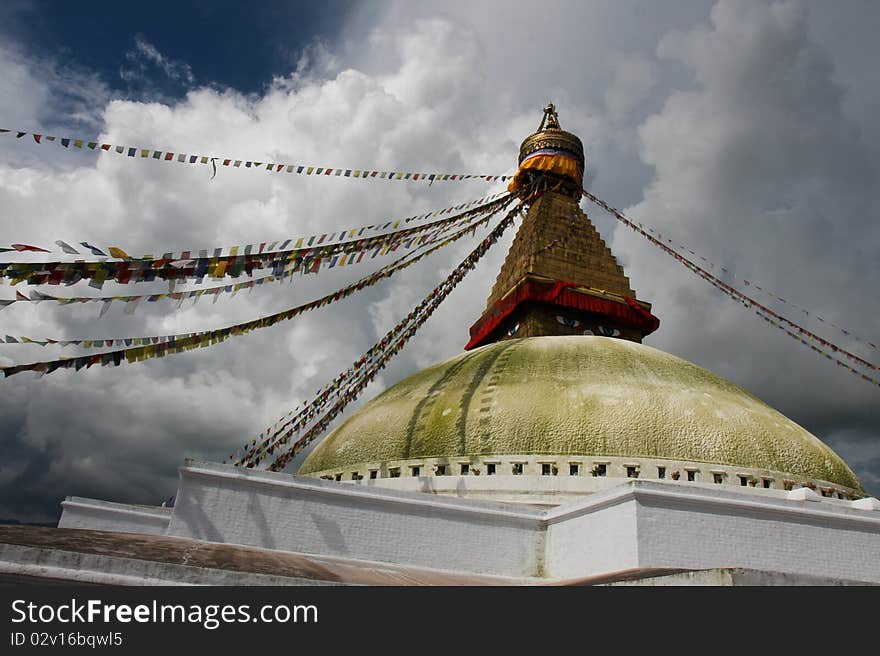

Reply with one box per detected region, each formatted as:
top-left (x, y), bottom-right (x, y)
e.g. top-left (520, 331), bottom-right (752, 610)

top-left (11, 243), bottom-right (51, 253)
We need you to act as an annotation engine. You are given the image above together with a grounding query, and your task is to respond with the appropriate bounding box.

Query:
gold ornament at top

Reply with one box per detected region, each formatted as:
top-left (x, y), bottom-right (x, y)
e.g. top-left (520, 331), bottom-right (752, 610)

top-left (538, 102), bottom-right (561, 131)
top-left (518, 102), bottom-right (584, 167)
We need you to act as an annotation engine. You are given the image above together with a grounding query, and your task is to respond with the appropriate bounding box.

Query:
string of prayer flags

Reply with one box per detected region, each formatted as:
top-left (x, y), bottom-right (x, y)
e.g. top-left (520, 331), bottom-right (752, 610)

top-left (0, 195), bottom-right (518, 378)
top-left (1, 127), bottom-right (513, 185)
top-left (621, 215), bottom-right (877, 354)
top-left (1, 192), bottom-right (508, 259)
top-left (582, 189), bottom-right (880, 389)
top-left (244, 184), bottom-right (538, 468)
top-left (0, 207), bottom-right (501, 319)
top-left (0, 268), bottom-right (293, 323)
top-left (691, 267), bottom-right (880, 388)
top-left (258, 196), bottom-right (531, 471)
top-left (236, 252), bottom-right (476, 464)
top-left (0, 195), bottom-right (514, 289)
top-left (1, 208), bottom-right (498, 343)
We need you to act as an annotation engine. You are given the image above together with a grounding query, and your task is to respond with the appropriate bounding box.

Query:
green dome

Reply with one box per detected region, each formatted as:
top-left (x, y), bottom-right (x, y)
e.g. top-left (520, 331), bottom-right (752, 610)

top-left (300, 336), bottom-right (861, 490)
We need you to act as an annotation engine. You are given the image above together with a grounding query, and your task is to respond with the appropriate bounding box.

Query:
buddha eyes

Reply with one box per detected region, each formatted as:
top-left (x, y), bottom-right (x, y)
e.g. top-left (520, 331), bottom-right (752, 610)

top-left (507, 322), bottom-right (520, 336)
top-left (556, 315), bottom-right (581, 328)
top-left (556, 316), bottom-right (621, 337)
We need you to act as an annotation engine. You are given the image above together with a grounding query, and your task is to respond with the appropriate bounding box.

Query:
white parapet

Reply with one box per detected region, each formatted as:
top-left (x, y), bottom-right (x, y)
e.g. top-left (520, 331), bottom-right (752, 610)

top-left (59, 461), bottom-right (879, 582)
top-left (544, 483), bottom-right (880, 581)
top-left (58, 497), bottom-right (172, 536)
top-left (159, 460), bottom-right (880, 583)
top-left (166, 460), bottom-right (546, 578)
top-left (851, 497), bottom-right (880, 511)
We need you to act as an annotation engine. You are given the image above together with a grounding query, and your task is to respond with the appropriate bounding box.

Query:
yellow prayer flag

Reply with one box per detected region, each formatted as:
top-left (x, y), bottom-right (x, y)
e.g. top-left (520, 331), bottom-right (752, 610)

top-left (108, 247), bottom-right (130, 259)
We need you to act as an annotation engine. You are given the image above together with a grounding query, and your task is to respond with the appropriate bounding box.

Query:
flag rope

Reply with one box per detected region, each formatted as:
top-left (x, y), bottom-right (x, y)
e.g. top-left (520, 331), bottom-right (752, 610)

top-left (245, 193), bottom-right (532, 471)
top-left (0, 200), bottom-right (509, 321)
top-left (584, 205), bottom-right (877, 354)
top-left (0, 195), bottom-right (513, 290)
top-left (0, 128), bottom-right (512, 185)
top-left (0, 191), bottom-right (508, 259)
top-left (0, 195), bottom-right (517, 377)
top-left (582, 189), bottom-right (880, 388)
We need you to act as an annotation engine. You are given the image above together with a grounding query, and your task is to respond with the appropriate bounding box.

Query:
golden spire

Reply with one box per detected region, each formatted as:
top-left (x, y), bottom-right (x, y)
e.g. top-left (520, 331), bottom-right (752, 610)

top-left (509, 103), bottom-right (585, 199)
top-left (466, 106), bottom-right (659, 350)
top-left (538, 102), bottom-right (561, 131)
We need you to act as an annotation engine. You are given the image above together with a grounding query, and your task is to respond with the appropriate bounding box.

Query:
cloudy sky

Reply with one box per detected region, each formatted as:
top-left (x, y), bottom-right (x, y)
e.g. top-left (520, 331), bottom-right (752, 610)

top-left (0, 0), bottom-right (877, 522)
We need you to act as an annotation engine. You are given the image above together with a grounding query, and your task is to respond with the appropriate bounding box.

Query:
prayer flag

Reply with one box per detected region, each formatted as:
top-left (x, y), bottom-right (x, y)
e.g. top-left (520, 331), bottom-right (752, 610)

top-left (80, 242), bottom-right (107, 256)
top-left (11, 243), bottom-right (50, 253)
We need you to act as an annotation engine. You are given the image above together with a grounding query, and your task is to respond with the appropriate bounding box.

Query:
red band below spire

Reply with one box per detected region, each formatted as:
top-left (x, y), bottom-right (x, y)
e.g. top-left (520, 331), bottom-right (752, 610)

top-left (465, 279), bottom-right (660, 350)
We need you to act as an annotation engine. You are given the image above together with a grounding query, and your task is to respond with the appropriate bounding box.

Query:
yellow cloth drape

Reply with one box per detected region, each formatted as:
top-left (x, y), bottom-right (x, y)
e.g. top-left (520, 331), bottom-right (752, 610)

top-left (507, 154), bottom-right (583, 193)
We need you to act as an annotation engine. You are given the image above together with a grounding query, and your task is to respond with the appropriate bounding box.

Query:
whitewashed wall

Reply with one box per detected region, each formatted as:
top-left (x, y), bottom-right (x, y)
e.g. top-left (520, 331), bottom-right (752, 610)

top-left (58, 497), bottom-right (171, 536)
top-left (166, 461), bottom-right (545, 577)
top-left (544, 495), bottom-right (640, 579)
top-left (543, 484), bottom-right (880, 581)
top-left (63, 462), bottom-right (880, 583)
top-left (631, 486), bottom-right (880, 583)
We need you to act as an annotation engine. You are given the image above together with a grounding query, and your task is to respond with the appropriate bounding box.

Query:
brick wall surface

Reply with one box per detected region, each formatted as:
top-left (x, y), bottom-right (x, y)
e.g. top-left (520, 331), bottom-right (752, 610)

top-left (486, 192), bottom-right (635, 310)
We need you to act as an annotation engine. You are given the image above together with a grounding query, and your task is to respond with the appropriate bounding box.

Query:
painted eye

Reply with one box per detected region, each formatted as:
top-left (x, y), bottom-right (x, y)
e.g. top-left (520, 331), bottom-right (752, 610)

top-left (555, 315), bottom-right (581, 328)
top-left (597, 326), bottom-right (621, 337)
top-left (507, 323), bottom-right (520, 336)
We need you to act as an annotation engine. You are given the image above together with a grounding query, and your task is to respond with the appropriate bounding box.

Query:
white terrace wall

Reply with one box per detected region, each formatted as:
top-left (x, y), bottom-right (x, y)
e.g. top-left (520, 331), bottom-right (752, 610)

top-left (166, 461), bottom-right (545, 577)
top-left (631, 486), bottom-right (880, 583)
top-left (59, 497), bottom-right (172, 536)
top-left (543, 494), bottom-right (640, 579)
top-left (543, 483), bottom-right (880, 581)
top-left (63, 461), bottom-right (880, 583)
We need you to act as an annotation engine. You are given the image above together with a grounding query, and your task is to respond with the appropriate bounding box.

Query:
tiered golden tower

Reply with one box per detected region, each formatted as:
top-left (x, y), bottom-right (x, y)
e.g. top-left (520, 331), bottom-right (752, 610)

top-left (466, 105), bottom-right (658, 349)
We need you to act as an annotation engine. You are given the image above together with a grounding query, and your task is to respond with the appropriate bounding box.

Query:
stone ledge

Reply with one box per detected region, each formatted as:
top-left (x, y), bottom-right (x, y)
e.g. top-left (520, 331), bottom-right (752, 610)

top-left (0, 526), bottom-right (531, 586)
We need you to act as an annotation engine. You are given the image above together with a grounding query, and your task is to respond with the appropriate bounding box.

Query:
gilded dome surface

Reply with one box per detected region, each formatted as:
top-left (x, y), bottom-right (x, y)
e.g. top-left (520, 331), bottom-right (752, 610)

top-left (299, 336), bottom-right (860, 489)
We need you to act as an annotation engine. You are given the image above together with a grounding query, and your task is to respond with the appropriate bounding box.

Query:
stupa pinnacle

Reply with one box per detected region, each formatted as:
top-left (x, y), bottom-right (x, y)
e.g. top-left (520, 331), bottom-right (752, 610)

top-left (465, 104), bottom-right (659, 349)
